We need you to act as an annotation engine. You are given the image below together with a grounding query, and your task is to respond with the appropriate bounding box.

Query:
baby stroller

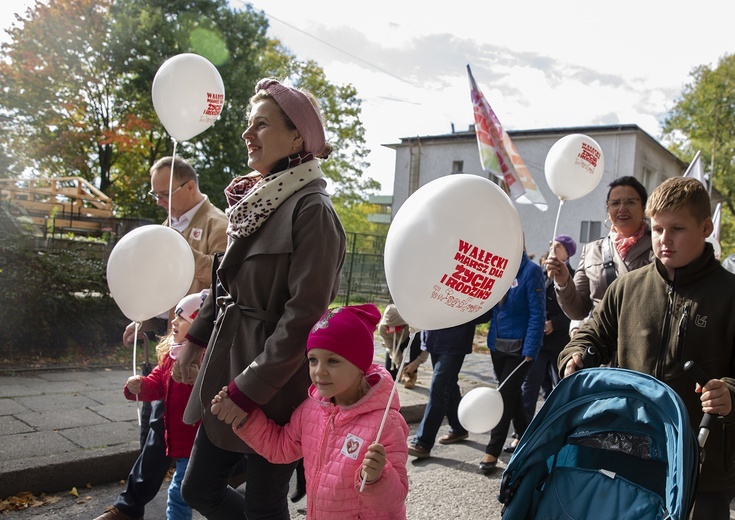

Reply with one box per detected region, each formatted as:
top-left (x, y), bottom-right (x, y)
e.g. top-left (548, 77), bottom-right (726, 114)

top-left (498, 367), bottom-right (699, 520)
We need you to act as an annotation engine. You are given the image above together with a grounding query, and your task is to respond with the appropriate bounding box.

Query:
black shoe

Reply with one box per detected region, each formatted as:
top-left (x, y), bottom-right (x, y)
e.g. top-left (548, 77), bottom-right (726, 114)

top-left (290, 486), bottom-right (306, 503)
top-left (504, 440), bottom-right (519, 453)
top-left (479, 458), bottom-right (498, 474)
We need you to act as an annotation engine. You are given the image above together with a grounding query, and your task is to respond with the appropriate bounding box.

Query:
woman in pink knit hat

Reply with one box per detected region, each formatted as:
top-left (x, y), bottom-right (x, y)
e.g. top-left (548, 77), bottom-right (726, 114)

top-left (211, 303), bottom-right (409, 519)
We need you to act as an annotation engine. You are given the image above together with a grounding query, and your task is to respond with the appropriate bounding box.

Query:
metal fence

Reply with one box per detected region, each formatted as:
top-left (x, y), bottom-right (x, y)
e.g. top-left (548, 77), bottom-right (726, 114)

top-left (337, 232), bottom-right (391, 306)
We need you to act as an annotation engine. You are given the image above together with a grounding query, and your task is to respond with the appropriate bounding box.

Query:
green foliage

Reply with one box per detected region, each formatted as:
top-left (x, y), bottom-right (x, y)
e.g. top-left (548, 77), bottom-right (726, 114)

top-left (0, 234), bottom-right (127, 357)
top-left (663, 53), bottom-right (735, 253)
top-left (334, 200), bottom-right (390, 236)
top-left (0, 0), bottom-right (376, 222)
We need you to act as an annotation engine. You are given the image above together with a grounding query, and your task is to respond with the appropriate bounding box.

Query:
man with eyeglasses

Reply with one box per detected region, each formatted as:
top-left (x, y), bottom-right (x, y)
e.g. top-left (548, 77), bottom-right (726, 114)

top-left (96, 156), bottom-right (227, 520)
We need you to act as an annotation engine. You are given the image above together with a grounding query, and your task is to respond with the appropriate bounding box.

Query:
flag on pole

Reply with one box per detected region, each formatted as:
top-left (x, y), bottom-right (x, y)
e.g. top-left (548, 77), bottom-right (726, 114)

top-left (711, 202), bottom-right (721, 242)
top-left (467, 65), bottom-right (547, 211)
top-left (684, 150), bottom-right (707, 191)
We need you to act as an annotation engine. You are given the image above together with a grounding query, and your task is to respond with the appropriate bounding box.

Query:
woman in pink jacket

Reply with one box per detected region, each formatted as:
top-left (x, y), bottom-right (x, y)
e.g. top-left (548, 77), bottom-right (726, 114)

top-left (212, 303), bottom-right (409, 519)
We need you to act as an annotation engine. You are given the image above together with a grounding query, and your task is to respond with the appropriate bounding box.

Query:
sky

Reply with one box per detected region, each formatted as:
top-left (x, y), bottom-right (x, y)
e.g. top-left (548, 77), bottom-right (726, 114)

top-left (2, 0), bottom-right (734, 195)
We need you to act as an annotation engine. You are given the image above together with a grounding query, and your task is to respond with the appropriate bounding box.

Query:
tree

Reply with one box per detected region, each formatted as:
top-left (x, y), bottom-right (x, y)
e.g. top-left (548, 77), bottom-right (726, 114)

top-left (663, 53), bottom-right (735, 253)
top-left (0, 0), bottom-right (138, 194)
top-left (0, 0), bottom-right (378, 223)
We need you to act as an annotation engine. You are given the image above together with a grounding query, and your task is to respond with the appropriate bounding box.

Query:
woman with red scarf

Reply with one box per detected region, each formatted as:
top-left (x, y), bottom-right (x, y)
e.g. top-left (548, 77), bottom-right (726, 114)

top-left (545, 176), bottom-right (653, 338)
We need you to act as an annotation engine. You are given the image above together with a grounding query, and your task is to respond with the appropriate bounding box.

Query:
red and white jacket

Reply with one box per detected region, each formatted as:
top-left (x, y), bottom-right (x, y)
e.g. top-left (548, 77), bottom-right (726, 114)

top-left (124, 355), bottom-right (199, 459)
top-left (233, 364), bottom-right (409, 519)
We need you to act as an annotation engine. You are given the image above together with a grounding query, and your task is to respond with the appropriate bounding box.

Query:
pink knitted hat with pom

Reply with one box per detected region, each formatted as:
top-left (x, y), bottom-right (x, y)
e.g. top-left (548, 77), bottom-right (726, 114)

top-left (306, 304), bottom-right (381, 373)
top-left (255, 78), bottom-right (326, 156)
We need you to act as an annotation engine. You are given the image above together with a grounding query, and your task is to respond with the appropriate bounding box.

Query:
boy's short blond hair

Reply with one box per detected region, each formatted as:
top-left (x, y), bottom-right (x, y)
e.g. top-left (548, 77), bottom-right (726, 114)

top-left (646, 176), bottom-right (711, 223)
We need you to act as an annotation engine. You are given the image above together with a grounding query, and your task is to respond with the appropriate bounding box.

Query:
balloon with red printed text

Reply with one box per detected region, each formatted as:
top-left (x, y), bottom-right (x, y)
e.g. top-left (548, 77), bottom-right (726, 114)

top-left (384, 174), bottom-right (523, 330)
top-left (544, 134), bottom-right (605, 201)
top-left (152, 53), bottom-right (225, 142)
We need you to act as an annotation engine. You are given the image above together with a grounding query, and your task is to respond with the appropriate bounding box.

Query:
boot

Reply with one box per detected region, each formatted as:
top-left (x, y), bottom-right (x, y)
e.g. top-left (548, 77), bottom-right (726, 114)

top-left (290, 459), bottom-right (306, 503)
top-left (403, 370), bottom-right (417, 389)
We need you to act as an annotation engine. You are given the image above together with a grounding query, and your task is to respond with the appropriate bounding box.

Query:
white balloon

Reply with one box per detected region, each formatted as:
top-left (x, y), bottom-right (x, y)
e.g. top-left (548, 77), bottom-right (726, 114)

top-left (706, 236), bottom-right (722, 261)
top-left (384, 174), bottom-right (523, 330)
top-left (107, 225), bottom-right (195, 322)
top-left (458, 387), bottom-right (504, 434)
top-left (152, 53), bottom-right (225, 142)
top-left (544, 134), bottom-right (605, 201)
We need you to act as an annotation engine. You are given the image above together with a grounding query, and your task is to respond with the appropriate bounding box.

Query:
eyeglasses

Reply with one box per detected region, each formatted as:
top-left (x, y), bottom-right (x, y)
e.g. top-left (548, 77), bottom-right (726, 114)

top-left (148, 181), bottom-right (189, 201)
top-left (606, 198), bottom-right (640, 210)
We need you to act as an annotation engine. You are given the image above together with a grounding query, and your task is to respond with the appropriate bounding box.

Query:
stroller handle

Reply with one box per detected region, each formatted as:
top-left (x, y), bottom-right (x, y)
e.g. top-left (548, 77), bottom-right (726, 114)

top-left (683, 360), bottom-right (717, 450)
top-left (580, 346), bottom-right (599, 369)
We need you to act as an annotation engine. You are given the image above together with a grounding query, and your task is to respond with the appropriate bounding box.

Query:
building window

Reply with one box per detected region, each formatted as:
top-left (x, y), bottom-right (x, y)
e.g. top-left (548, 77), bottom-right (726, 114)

top-left (452, 160), bottom-right (464, 173)
top-left (579, 220), bottom-right (602, 243)
top-left (641, 166), bottom-right (658, 194)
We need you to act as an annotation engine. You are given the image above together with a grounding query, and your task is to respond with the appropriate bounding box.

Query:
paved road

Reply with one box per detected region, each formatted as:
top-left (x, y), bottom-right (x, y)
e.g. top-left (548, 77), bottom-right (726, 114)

top-left (0, 421), bottom-right (507, 519)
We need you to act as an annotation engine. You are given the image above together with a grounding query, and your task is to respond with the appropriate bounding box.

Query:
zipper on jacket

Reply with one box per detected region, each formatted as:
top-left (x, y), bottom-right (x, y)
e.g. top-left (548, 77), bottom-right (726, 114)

top-left (656, 283), bottom-right (675, 378)
top-left (674, 302), bottom-right (690, 363)
top-left (314, 411), bottom-right (336, 499)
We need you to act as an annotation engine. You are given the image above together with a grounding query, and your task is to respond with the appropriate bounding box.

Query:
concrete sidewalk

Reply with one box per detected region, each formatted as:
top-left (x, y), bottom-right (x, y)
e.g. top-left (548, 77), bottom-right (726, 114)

top-left (0, 343), bottom-right (497, 498)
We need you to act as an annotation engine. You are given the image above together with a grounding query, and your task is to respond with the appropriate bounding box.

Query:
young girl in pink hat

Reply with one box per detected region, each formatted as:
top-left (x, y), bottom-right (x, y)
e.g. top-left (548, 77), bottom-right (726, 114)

top-left (211, 303), bottom-right (409, 519)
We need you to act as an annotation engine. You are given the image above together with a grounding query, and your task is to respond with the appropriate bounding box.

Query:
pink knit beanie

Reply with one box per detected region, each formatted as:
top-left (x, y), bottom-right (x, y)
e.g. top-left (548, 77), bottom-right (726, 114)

top-left (254, 78), bottom-right (326, 156)
top-left (306, 304), bottom-right (381, 373)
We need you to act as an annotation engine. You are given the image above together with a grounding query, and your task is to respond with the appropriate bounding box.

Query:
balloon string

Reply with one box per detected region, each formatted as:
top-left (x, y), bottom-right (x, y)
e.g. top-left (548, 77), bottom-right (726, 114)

top-left (550, 198), bottom-right (565, 255)
top-left (133, 322), bottom-right (141, 426)
top-left (359, 330), bottom-right (414, 493)
top-left (497, 358), bottom-right (530, 392)
top-left (167, 144), bottom-right (177, 224)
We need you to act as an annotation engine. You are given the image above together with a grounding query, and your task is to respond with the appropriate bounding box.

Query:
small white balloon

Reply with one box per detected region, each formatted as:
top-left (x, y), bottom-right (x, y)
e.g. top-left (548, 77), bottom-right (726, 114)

top-left (458, 387), bottom-right (504, 434)
top-left (152, 53), bottom-right (225, 142)
top-left (544, 134), bottom-right (605, 201)
top-left (107, 225), bottom-right (195, 322)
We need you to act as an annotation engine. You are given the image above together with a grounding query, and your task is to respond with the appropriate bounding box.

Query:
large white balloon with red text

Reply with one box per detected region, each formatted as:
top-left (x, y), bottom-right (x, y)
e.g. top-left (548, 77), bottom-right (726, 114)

top-left (384, 174), bottom-right (523, 330)
top-left (458, 387), bottom-right (504, 433)
top-left (152, 53), bottom-right (225, 142)
top-left (107, 225), bottom-right (195, 322)
top-left (544, 134), bottom-right (605, 201)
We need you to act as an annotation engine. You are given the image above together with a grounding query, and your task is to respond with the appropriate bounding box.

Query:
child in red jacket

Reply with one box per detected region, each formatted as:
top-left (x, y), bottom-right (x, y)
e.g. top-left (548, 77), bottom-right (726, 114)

top-left (124, 290), bottom-right (208, 520)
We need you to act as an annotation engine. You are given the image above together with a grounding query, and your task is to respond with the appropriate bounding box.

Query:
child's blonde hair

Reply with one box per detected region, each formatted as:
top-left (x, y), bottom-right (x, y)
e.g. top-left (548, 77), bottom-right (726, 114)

top-left (155, 331), bottom-right (175, 364)
top-left (646, 176), bottom-right (711, 223)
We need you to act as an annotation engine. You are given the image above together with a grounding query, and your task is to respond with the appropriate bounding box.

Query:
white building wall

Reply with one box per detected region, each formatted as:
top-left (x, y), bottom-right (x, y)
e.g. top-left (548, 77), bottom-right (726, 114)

top-left (387, 125), bottom-right (687, 266)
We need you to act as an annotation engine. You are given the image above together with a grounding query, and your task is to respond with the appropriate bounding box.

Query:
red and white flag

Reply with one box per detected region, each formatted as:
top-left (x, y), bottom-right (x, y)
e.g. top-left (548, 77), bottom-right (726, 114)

top-left (684, 150), bottom-right (707, 191)
top-left (467, 65), bottom-right (547, 211)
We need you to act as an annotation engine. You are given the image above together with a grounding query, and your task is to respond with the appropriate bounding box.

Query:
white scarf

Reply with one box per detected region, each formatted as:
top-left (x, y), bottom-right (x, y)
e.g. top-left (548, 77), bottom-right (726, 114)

top-left (225, 159), bottom-right (324, 239)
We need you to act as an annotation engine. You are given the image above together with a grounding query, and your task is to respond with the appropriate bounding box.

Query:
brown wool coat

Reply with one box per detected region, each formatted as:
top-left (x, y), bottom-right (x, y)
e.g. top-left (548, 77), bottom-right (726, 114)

top-left (184, 178), bottom-right (346, 453)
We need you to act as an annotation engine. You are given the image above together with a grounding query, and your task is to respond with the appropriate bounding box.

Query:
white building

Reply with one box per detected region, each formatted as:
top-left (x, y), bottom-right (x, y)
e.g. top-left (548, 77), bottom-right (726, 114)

top-left (385, 124), bottom-right (689, 264)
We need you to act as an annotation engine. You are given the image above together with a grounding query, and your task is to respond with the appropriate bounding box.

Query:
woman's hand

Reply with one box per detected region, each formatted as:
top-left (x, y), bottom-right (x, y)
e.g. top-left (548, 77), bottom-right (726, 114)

top-left (211, 386), bottom-right (248, 427)
top-left (544, 255), bottom-right (570, 287)
top-left (361, 442), bottom-right (387, 484)
top-left (174, 342), bottom-right (203, 384)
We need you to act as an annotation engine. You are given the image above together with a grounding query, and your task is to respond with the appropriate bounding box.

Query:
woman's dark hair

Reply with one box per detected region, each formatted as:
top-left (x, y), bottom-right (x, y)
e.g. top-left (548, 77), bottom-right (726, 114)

top-left (607, 176), bottom-right (647, 207)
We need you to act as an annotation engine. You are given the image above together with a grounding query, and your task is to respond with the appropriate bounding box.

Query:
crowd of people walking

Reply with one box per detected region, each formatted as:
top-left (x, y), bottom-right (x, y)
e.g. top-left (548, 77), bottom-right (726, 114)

top-left (94, 76), bottom-right (734, 520)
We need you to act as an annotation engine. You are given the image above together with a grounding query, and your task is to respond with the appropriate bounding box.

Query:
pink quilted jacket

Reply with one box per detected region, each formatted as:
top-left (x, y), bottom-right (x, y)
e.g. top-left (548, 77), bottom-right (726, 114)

top-left (233, 364), bottom-right (409, 519)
